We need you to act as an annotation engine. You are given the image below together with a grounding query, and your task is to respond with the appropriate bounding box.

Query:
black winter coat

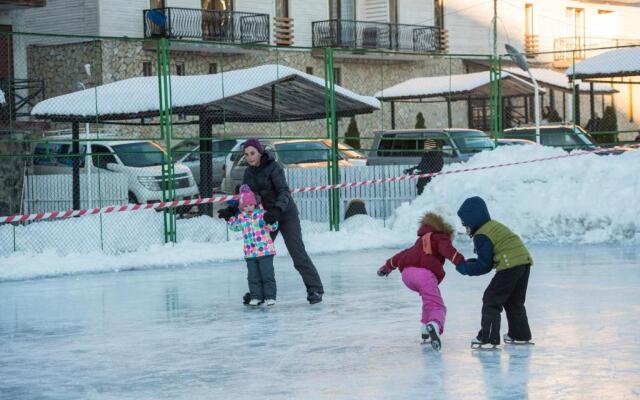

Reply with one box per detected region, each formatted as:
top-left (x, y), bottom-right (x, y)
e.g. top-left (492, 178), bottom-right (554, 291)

top-left (243, 152), bottom-right (297, 219)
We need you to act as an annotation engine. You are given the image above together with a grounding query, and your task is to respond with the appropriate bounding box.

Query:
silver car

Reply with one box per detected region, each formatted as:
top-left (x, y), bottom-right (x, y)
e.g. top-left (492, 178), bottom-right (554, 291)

top-left (173, 139), bottom-right (243, 188)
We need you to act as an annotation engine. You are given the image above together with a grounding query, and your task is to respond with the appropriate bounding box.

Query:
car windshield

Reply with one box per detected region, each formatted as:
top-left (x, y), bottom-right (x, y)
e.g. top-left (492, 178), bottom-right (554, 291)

top-left (572, 126), bottom-right (596, 147)
top-left (337, 143), bottom-right (365, 159)
top-left (449, 131), bottom-right (495, 153)
top-left (275, 142), bottom-right (332, 164)
top-left (112, 142), bottom-right (165, 167)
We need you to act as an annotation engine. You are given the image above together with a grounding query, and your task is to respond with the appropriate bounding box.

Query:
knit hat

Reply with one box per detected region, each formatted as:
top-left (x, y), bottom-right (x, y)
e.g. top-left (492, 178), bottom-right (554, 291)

top-left (243, 139), bottom-right (264, 154)
top-left (239, 184), bottom-right (257, 210)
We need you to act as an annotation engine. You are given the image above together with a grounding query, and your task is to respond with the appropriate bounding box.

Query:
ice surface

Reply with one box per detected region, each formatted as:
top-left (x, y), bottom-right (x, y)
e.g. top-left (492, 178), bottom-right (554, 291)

top-left (1, 244), bottom-right (639, 400)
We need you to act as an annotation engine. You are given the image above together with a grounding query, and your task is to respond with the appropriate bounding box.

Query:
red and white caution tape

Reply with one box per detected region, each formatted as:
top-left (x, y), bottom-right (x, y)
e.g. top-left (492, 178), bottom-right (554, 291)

top-left (0, 145), bottom-right (635, 224)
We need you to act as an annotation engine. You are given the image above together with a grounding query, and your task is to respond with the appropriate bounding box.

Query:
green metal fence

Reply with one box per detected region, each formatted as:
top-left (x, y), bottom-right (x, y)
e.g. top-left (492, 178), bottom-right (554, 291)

top-left (0, 30), bottom-right (636, 257)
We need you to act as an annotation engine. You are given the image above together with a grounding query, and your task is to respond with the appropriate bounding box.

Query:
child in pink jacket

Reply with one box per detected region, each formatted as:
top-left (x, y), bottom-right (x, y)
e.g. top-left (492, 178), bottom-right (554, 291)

top-left (228, 185), bottom-right (279, 307)
top-left (377, 212), bottom-right (465, 350)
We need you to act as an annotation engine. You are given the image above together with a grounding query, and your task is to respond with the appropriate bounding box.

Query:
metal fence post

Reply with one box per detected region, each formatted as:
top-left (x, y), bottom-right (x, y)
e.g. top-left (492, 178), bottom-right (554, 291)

top-left (157, 37), bottom-right (177, 243)
top-left (324, 47), bottom-right (340, 231)
top-left (490, 55), bottom-right (503, 139)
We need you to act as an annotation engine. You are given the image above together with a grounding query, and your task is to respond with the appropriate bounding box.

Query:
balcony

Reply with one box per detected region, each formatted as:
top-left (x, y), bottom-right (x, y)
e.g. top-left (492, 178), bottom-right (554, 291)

top-left (0, 0), bottom-right (45, 9)
top-left (143, 7), bottom-right (269, 44)
top-left (553, 36), bottom-right (640, 68)
top-left (312, 20), bottom-right (447, 54)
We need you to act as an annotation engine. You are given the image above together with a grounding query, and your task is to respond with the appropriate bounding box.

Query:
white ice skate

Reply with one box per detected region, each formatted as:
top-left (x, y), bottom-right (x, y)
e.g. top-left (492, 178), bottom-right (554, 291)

top-left (503, 334), bottom-right (534, 346)
top-left (248, 299), bottom-right (262, 307)
top-left (471, 337), bottom-right (500, 351)
top-left (265, 299), bottom-right (276, 306)
top-left (425, 322), bottom-right (442, 351)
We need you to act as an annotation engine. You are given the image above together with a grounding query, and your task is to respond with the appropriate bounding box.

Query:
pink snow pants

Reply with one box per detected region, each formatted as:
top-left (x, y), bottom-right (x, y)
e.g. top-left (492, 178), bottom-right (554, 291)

top-left (401, 267), bottom-right (446, 334)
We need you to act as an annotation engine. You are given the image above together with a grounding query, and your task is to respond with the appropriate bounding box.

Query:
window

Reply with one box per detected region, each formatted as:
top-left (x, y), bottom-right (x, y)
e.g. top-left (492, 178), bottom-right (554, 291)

top-left (176, 62), bottom-right (185, 76)
top-left (150, 0), bottom-right (165, 9)
top-left (202, 0), bottom-right (233, 11)
top-left (329, 0), bottom-right (355, 20)
top-left (305, 66), bottom-right (314, 75)
top-left (525, 4), bottom-right (533, 37)
top-left (111, 142), bottom-right (165, 167)
top-left (209, 63), bottom-right (218, 74)
top-left (143, 61), bottom-right (152, 77)
top-left (333, 67), bottom-right (342, 85)
top-left (92, 145), bottom-right (118, 169)
top-left (434, 0), bottom-right (444, 29)
top-left (276, 0), bottom-right (289, 18)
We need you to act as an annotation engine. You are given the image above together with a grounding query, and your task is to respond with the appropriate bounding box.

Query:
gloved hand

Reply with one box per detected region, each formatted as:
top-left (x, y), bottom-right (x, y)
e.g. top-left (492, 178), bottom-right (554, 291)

top-left (377, 265), bottom-right (392, 277)
top-left (217, 205), bottom-right (238, 221)
top-left (264, 208), bottom-right (282, 225)
top-left (455, 262), bottom-right (468, 276)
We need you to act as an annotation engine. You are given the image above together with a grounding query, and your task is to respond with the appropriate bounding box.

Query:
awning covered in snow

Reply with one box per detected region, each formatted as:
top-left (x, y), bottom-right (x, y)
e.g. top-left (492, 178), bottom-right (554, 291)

top-left (505, 68), bottom-right (616, 94)
top-left (31, 64), bottom-right (380, 122)
top-left (374, 71), bottom-right (542, 102)
top-left (566, 47), bottom-right (640, 80)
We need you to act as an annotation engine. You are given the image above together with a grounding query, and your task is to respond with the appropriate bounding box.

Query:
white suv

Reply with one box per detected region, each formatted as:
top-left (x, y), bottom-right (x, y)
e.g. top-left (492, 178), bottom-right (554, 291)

top-left (31, 134), bottom-right (199, 204)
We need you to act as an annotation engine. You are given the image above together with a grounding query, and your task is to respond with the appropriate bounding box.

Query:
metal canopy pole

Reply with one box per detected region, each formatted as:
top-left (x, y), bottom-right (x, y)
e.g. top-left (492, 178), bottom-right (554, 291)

top-left (71, 121), bottom-right (81, 210)
top-left (199, 114), bottom-right (213, 217)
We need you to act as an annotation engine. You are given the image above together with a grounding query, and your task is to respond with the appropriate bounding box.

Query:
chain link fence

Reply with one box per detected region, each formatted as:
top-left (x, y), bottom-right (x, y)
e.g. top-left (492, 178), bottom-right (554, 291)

top-left (1, 30), bottom-right (637, 256)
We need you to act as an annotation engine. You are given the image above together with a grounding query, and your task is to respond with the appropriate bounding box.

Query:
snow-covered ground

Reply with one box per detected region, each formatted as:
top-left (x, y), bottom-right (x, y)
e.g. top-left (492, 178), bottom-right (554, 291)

top-left (1, 244), bottom-right (639, 400)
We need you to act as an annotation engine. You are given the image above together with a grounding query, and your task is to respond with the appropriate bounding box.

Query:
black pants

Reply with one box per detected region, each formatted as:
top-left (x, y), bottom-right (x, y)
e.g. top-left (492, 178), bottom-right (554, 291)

top-left (416, 176), bottom-right (432, 195)
top-left (246, 255), bottom-right (276, 300)
top-left (479, 264), bottom-right (532, 344)
top-left (270, 214), bottom-right (324, 294)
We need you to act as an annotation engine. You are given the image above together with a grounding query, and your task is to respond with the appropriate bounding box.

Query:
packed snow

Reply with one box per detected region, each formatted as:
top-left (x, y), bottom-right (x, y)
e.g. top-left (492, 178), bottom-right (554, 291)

top-left (31, 64), bottom-right (380, 118)
top-left (0, 144), bottom-right (638, 282)
top-left (566, 47), bottom-right (640, 78)
top-left (374, 71), bottom-right (539, 100)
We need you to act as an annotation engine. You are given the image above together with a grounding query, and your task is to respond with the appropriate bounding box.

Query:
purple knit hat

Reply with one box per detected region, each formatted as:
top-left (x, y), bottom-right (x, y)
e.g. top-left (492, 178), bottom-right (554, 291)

top-left (243, 139), bottom-right (264, 154)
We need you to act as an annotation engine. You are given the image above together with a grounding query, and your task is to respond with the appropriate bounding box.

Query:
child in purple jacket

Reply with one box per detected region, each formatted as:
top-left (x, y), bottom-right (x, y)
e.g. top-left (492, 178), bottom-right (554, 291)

top-left (228, 185), bottom-right (279, 307)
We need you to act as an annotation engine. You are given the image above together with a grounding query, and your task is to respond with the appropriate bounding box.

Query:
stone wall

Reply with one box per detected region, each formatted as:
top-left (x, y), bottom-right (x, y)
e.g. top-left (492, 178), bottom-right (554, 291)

top-left (0, 131), bottom-right (30, 216)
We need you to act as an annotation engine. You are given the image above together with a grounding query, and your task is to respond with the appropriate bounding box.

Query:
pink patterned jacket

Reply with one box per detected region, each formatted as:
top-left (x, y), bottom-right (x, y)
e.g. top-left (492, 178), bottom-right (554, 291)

top-left (228, 208), bottom-right (278, 259)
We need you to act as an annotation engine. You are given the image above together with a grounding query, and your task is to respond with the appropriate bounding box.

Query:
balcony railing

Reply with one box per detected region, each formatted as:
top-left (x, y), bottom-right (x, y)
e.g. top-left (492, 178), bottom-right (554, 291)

top-left (143, 7), bottom-right (269, 44)
top-left (312, 20), bottom-right (446, 53)
top-left (553, 36), bottom-right (640, 64)
top-left (0, 0), bottom-right (46, 8)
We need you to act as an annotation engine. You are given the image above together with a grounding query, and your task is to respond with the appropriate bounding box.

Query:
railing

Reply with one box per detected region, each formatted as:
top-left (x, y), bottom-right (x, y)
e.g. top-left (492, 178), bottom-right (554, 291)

top-left (143, 7), bottom-right (269, 44)
top-left (524, 34), bottom-right (538, 58)
top-left (0, 0), bottom-right (46, 8)
top-left (0, 78), bottom-right (46, 119)
top-left (553, 36), bottom-right (640, 64)
top-left (312, 19), bottom-right (446, 52)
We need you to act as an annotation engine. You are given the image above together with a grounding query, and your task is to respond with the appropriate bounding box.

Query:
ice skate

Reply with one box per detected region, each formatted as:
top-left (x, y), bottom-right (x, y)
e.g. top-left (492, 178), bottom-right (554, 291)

top-left (248, 299), bottom-right (263, 307)
top-left (420, 324), bottom-right (431, 344)
top-left (265, 299), bottom-right (276, 306)
top-left (425, 322), bottom-right (442, 351)
top-left (503, 334), bottom-right (534, 346)
top-left (471, 337), bottom-right (500, 351)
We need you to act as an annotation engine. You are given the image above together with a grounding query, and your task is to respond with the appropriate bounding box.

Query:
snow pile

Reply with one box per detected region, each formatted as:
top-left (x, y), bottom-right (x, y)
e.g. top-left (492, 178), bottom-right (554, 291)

top-left (0, 145), bottom-right (638, 280)
top-left (390, 145), bottom-right (640, 244)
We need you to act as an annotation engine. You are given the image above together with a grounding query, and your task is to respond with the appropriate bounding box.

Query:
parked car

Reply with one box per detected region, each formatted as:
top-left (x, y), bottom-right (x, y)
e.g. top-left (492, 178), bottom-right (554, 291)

top-left (502, 124), bottom-right (626, 155)
top-left (495, 138), bottom-right (537, 147)
top-left (366, 129), bottom-right (495, 166)
top-left (221, 139), bottom-right (354, 194)
top-left (321, 139), bottom-right (368, 166)
top-left (172, 138), bottom-right (243, 188)
top-left (31, 134), bottom-right (199, 204)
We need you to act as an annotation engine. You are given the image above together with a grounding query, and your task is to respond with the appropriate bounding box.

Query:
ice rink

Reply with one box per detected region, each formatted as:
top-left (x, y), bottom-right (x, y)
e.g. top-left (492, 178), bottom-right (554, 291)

top-left (1, 244), bottom-right (639, 400)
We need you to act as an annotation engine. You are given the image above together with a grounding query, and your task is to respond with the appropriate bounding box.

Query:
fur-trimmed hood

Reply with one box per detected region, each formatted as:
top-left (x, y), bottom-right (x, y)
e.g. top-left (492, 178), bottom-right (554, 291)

top-left (417, 212), bottom-right (455, 237)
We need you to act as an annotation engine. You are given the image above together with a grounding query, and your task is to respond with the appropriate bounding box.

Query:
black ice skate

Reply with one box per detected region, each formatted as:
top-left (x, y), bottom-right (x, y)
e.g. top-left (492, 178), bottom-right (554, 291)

top-left (425, 322), bottom-right (441, 351)
top-left (503, 334), bottom-right (535, 346)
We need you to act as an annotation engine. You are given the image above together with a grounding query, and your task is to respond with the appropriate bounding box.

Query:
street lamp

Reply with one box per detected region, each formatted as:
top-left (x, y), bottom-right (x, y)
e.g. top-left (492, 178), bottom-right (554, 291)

top-left (505, 43), bottom-right (540, 144)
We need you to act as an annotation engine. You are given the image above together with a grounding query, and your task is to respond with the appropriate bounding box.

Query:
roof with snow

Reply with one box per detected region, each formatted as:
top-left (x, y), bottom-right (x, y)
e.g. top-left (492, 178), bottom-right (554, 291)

top-left (374, 71), bottom-right (543, 102)
top-left (31, 64), bottom-right (380, 122)
top-left (566, 47), bottom-right (640, 79)
top-left (505, 68), bottom-right (616, 94)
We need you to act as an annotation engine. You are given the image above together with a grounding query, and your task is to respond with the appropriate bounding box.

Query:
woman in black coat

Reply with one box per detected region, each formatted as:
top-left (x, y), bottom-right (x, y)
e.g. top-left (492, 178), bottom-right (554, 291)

top-left (218, 139), bottom-right (324, 304)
